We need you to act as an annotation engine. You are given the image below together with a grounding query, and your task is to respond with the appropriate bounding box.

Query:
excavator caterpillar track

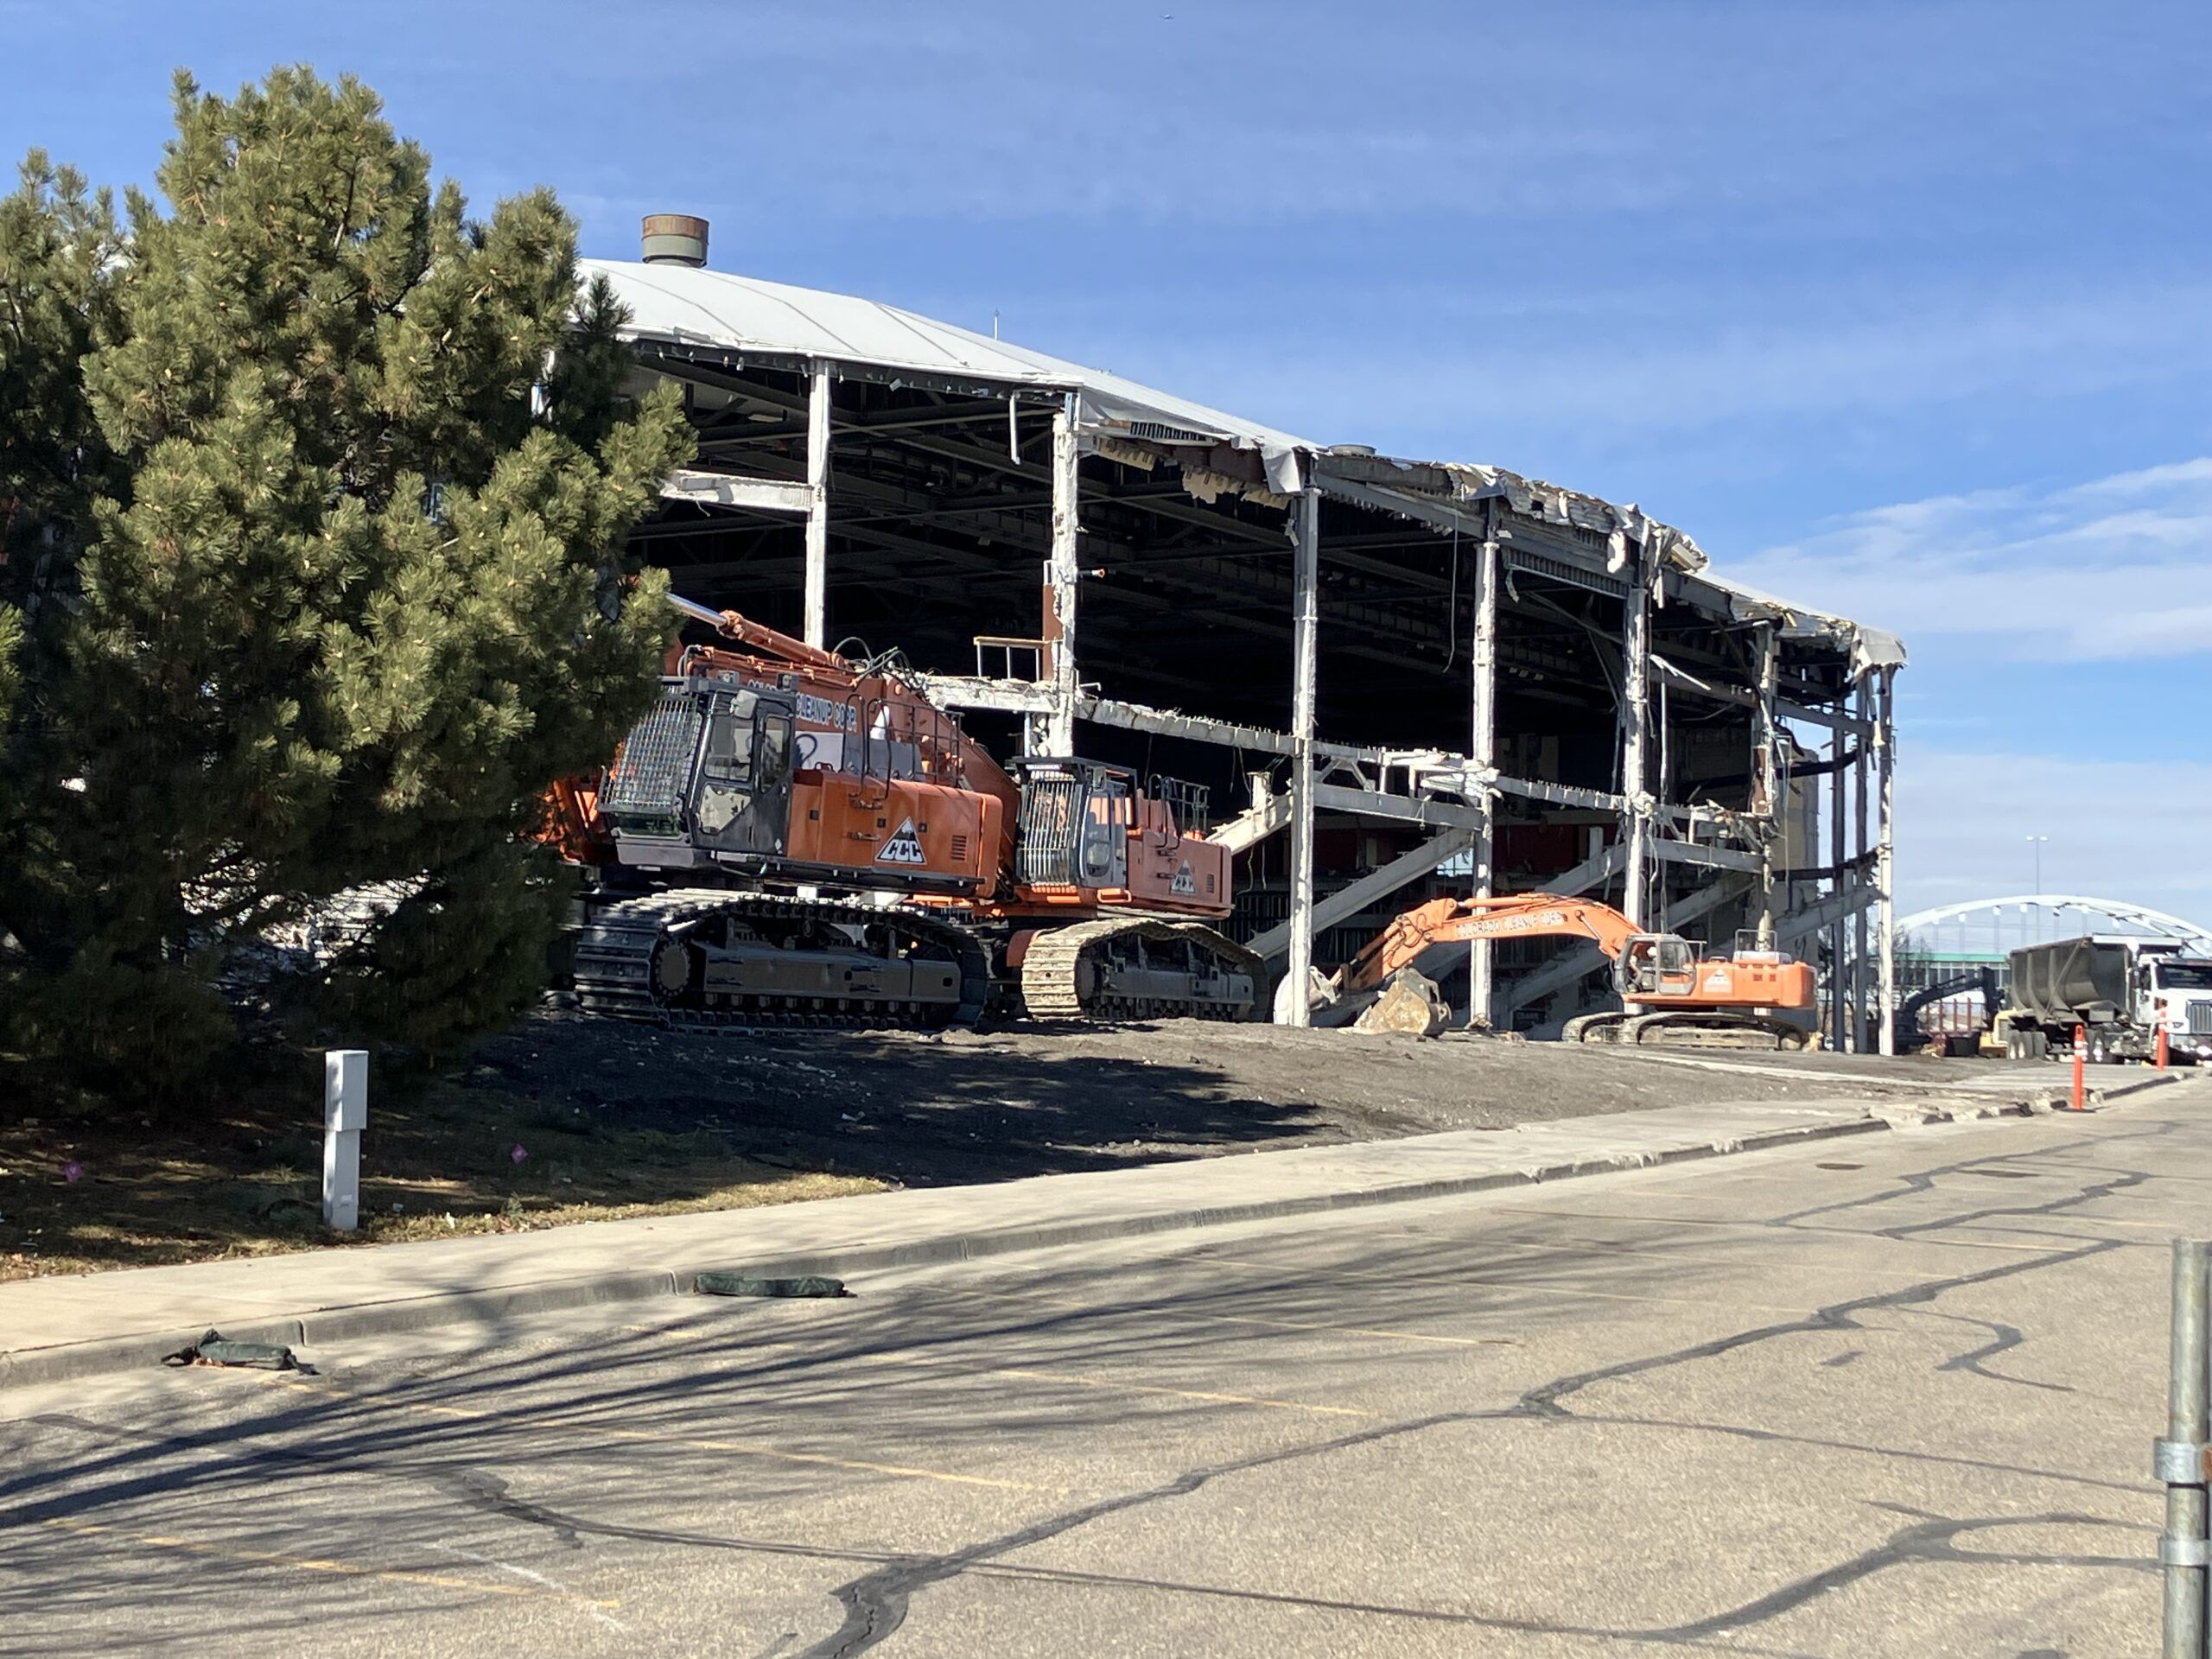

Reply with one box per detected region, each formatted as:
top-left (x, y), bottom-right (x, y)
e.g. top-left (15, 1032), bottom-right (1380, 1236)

top-left (1019, 918), bottom-right (1261, 1022)
top-left (1564, 1009), bottom-right (1812, 1051)
top-left (574, 889), bottom-right (991, 1033)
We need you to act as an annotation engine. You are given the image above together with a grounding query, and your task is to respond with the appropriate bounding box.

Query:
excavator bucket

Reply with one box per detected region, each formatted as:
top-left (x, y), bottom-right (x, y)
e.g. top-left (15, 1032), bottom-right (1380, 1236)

top-left (1351, 969), bottom-right (1450, 1038)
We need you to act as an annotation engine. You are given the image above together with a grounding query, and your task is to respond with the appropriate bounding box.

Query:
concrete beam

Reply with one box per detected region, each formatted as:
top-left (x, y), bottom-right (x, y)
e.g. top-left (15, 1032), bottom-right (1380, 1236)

top-left (1653, 839), bottom-right (1766, 876)
top-left (1246, 826), bottom-right (1477, 963)
top-left (1779, 878), bottom-right (1878, 944)
top-left (660, 468), bottom-right (813, 516)
top-left (916, 676), bottom-right (1058, 716)
top-left (1313, 785), bottom-right (1486, 830)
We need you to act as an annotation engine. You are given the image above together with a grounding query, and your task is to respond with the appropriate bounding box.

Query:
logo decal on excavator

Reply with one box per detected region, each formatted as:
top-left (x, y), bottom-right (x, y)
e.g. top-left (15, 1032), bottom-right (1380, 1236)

top-left (1170, 861), bottom-right (1197, 895)
top-left (877, 818), bottom-right (927, 865)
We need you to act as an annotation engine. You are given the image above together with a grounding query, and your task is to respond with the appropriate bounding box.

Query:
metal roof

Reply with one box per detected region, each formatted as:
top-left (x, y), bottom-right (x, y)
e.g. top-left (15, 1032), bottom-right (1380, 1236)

top-left (585, 257), bottom-right (1312, 491)
top-left (584, 257), bottom-right (1903, 674)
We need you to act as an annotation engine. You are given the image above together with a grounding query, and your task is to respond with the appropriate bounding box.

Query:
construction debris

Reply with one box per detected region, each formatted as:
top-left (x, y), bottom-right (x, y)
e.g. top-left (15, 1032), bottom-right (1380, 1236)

top-left (162, 1330), bottom-right (299, 1370)
top-left (694, 1272), bottom-right (849, 1299)
top-left (1352, 969), bottom-right (1450, 1039)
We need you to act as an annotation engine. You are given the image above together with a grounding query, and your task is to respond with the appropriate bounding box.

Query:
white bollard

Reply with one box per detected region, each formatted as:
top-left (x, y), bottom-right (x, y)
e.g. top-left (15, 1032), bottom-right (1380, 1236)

top-left (323, 1050), bottom-right (367, 1231)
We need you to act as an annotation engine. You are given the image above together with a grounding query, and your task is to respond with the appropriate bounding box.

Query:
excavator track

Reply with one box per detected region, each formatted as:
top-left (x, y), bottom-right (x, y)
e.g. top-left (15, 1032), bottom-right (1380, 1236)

top-left (1564, 1009), bottom-right (1813, 1051)
top-left (1019, 917), bottom-right (1261, 1022)
top-left (574, 889), bottom-right (991, 1033)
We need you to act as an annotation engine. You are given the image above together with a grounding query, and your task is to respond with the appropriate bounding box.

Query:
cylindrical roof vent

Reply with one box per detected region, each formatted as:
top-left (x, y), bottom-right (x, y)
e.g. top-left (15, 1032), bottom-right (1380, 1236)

top-left (641, 213), bottom-right (709, 268)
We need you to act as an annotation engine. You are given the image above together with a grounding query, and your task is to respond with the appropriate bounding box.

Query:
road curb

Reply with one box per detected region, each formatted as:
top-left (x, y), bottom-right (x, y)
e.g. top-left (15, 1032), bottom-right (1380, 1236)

top-left (2092, 1071), bottom-right (2190, 1105)
top-left (0, 1094), bottom-right (2095, 1394)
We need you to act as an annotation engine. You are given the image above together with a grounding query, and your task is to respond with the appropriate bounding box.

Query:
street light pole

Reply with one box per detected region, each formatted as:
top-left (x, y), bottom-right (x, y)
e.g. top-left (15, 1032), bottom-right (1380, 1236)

top-left (2028, 835), bottom-right (2048, 899)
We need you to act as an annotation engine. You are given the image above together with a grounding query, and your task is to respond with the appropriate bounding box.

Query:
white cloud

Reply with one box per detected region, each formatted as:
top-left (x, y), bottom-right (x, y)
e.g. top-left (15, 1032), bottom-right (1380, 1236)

top-left (1726, 457), bottom-right (2212, 661)
top-left (1896, 749), bottom-right (2212, 931)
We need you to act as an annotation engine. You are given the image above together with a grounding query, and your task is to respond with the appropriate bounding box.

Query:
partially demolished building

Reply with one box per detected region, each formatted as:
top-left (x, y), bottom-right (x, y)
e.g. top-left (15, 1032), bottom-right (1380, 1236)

top-left (588, 218), bottom-right (1906, 1048)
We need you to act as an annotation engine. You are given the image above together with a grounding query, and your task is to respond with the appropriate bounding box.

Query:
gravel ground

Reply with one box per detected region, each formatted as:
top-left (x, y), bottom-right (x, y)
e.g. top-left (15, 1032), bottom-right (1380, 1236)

top-left (454, 1013), bottom-right (2050, 1190)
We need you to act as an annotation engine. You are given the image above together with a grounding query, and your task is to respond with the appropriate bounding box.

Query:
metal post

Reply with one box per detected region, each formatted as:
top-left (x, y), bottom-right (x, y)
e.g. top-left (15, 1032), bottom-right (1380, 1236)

top-left (803, 361), bottom-right (833, 650)
top-left (1618, 541), bottom-right (1651, 929)
top-left (2160, 1237), bottom-right (2209, 1658)
top-left (1853, 679), bottom-right (1872, 1053)
top-left (1281, 484), bottom-right (1320, 1027)
top-left (1752, 623), bottom-right (1780, 948)
top-left (1043, 398), bottom-right (1081, 756)
top-left (1875, 666), bottom-right (1897, 1056)
top-left (1467, 534), bottom-right (1499, 1029)
top-left (322, 1050), bottom-right (366, 1232)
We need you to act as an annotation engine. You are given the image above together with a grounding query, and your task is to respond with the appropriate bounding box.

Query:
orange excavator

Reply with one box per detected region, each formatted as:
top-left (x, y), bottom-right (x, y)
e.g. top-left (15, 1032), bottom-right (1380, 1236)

top-left (543, 594), bottom-right (1259, 1031)
top-left (1330, 893), bottom-right (1819, 1049)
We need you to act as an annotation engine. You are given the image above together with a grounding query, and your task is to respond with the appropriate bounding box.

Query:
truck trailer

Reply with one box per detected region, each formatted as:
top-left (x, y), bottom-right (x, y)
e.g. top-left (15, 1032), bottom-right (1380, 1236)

top-left (1999, 935), bottom-right (2212, 1065)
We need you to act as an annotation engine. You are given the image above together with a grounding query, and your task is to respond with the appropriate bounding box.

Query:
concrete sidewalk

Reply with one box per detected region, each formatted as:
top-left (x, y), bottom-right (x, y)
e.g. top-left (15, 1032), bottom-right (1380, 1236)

top-left (0, 1072), bottom-right (2182, 1391)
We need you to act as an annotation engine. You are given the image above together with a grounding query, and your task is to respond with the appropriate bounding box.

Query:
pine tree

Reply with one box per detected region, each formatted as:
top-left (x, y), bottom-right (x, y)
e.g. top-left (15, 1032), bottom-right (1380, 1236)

top-left (0, 154), bottom-right (120, 1014)
top-left (3, 67), bottom-right (690, 1086)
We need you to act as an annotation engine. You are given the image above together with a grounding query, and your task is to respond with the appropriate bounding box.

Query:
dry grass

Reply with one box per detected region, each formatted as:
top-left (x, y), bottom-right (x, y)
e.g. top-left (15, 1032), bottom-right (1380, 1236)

top-left (0, 1073), bottom-right (882, 1281)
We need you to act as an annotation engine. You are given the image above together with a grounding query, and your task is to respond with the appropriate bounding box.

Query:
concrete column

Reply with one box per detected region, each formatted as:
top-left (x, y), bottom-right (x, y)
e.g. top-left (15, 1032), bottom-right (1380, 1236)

top-left (1852, 678), bottom-right (1872, 1052)
top-left (1876, 666), bottom-right (1898, 1056)
top-left (1467, 535), bottom-right (1500, 1028)
top-left (1751, 623), bottom-right (1780, 947)
top-left (1829, 724), bottom-right (1848, 1052)
top-left (1042, 399), bottom-right (1081, 756)
top-left (322, 1049), bottom-right (366, 1232)
top-left (1281, 485), bottom-right (1321, 1027)
top-left (803, 361), bottom-right (833, 649)
top-left (1618, 541), bottom-right (1652, 929)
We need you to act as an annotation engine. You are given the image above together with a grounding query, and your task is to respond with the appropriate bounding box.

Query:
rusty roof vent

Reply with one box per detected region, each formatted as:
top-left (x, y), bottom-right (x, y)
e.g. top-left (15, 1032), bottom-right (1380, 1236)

top-left (641, 213), bottom-right (709, 268)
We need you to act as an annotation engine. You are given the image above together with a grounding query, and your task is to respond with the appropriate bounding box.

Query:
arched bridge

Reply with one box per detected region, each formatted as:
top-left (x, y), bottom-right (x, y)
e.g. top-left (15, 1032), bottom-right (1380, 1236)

top-left (1896, 895), bottom-right (2212, 955)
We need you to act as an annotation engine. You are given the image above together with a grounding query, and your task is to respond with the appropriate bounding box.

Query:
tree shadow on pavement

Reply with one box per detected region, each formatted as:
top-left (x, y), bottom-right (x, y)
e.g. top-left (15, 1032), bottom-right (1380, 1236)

top-left (0, 1215), bottom-right (1810, 1655)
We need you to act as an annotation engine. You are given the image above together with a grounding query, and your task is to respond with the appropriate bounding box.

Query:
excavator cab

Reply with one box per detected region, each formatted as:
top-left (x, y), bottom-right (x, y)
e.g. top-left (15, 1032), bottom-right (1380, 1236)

top-left (1012, 759), bottom-right (1135, 890)
top-left (598, 680), bottom-right (797, 866)
top-left (1615, 933), bottom-right (1698, 1000)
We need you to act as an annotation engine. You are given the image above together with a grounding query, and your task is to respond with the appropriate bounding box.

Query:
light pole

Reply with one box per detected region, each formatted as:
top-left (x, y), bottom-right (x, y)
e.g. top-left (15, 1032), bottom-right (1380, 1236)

top-left (2027, 835), bottom-right (2048, 898)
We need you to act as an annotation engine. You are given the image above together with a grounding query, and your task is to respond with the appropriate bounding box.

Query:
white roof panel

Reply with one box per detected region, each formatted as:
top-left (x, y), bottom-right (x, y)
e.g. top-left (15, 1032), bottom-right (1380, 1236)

top-left (584, 258), bottom-right (1314, 488)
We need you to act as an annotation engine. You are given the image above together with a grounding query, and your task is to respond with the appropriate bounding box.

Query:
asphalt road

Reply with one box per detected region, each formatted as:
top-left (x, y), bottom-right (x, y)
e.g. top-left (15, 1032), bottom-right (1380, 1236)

top-left (3, 1078), bottom-right (2201, 1657)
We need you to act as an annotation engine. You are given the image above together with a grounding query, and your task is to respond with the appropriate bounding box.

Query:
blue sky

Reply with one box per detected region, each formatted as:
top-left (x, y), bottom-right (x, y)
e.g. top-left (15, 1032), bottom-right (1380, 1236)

top-left (8, 1), bottom-right (2210, 925)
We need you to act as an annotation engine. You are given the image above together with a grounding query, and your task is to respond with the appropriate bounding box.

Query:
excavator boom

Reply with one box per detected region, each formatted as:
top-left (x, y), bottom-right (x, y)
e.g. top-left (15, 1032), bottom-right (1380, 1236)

top-left (1338, 893), bottom-right (1641, 997)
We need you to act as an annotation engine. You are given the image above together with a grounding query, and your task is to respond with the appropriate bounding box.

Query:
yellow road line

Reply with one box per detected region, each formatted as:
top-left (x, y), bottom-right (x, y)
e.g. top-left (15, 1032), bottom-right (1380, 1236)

top-left (41, 1517), bottom-right (620, 1609)
top-left (267, 1376), bottom-right (1059, 1494)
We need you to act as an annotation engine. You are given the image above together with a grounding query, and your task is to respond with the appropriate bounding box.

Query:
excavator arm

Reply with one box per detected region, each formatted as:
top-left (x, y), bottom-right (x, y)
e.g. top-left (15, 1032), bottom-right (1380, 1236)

top-left (1334, 893), bottom-right (1643, 996)
top-left (673, 594), bottom-right (1026, 828)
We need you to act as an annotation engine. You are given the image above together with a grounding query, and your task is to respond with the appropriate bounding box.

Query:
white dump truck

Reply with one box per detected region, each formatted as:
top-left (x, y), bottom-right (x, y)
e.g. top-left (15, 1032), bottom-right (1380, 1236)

top-left (1999, 935), bottom-right (2212, 1065)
